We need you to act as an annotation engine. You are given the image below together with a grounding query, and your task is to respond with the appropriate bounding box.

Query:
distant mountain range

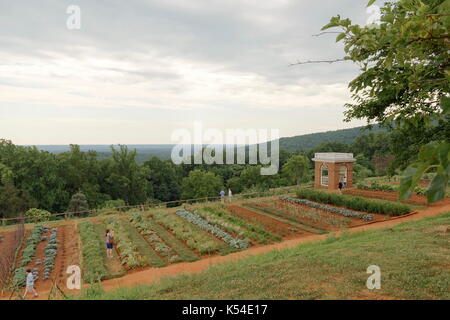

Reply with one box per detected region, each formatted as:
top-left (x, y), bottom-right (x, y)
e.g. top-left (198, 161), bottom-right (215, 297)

top-left (279, 124), bottom-right (383, 152)
top-left (33, 125), bottom-right (382, 162)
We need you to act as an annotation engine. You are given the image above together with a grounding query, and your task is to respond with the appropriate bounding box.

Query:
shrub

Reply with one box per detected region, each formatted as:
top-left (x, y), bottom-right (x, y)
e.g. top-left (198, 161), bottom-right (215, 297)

top-left (25, 209), bottom-right (51, 223)
top-left (102, 199), bottom-right (126, 209)
top-left (295, 189), bottom-right (411, 216)
top-left (67, 192), bottom-right (89, 213)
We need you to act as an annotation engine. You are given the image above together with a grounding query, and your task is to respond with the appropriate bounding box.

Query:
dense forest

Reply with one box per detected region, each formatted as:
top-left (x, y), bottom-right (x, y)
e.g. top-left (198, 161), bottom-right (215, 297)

top-left (1, 124), bottom-right (432, 219)
top-left (278, 124), bottom-right (383, 152)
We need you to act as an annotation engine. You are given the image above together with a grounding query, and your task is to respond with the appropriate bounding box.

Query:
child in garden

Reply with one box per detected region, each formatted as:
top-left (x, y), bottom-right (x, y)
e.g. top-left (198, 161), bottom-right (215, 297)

top-left (23, 269), bottom-right (39, 299)
top-left (106, 229), bottom-right (114, 258)
top-left (338, 182), bottom-right (343, 193)
top-left (220, 190), bottom-right (225, 203)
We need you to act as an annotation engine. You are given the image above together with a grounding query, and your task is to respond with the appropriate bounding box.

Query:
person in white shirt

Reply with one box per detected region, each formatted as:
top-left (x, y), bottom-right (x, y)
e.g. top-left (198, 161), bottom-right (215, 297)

top-left (228, 189), bottom-right (233, 203)
top-left (23, 269), bottom-right (39, 299)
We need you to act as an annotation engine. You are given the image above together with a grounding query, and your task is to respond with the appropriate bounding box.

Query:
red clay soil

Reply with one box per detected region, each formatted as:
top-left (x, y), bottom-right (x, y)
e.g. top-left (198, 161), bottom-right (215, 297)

top-left (249, 200), bottom-right (331, 232)
top-left (227, 205), bottom-right (302, 239)
top-left (25, 228), bottom-right (51, 293)
top-left (269, 200), bottom-right (351, 232)
top-left (344, 189), bottom-right (450, 206)
top-left (0, 231), bottom-right (16, 253)
top-left (52, 224), bottom-right (80, 287)
top-left (6, 224), bottom-right (81, 297)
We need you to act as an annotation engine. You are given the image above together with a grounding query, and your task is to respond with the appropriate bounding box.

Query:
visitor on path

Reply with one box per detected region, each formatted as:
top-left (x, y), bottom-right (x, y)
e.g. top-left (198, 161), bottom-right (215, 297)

top-left (228, 188), bottom-right (233, 203)
top-left (220, 190), bottom-right (226, 203)
top-left (106, 229), bottom-right (114, 258)
top-left (338, 182), bottom-right (343, 193)
top-left (23, 269), bottom-right (38, 299)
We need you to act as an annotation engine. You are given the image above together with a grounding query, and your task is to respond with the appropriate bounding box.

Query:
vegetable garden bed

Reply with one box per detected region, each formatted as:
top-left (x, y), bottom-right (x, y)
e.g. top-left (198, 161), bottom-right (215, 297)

top-left (147, 210), bottom-right (232, 255)
top-left (296, 189), bottom-right (411, 216)
top-left (240, 202), bottom-right (325, 235)
top-left (103, 217), bottom-right (164, 269)
top-left (195, 205), bottom-right (279, 244)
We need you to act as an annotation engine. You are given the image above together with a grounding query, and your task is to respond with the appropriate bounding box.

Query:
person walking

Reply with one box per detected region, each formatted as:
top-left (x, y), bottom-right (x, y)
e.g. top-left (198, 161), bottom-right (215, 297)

top-left (106, 229), bottom-right (114, 258)
top-left (219, 190), bottom-right (225, 204)
top-left (338, 181), bottom-right (343, 193)
top-left (23, 269), bottom-right (39, 299)
top-left (228, 188), bottom-right (233, 203)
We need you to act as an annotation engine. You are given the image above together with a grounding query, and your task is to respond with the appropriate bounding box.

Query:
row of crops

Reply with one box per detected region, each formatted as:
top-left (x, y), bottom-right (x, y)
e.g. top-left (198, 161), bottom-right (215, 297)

top-left (77, 203), bottom-right (292, 275)
top-left (295, 189), bottom-right (411, 216)
top-left (12, 225), bottom-right (58, 287)
top-left (280, 197), bottom-right (374, 222)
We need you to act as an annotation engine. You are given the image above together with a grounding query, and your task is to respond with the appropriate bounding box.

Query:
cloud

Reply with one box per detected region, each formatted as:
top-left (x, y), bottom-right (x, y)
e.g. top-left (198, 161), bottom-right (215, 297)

top-left (0, 0), bottom-right (371, 144)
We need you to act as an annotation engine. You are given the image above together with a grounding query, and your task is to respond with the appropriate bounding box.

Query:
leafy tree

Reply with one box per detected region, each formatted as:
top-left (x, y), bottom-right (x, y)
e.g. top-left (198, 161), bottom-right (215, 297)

top-left (282, 155), bottom-right (310, 185)
top-left (106, 145), bottom-right (152, 204)
top-left (0, 163), bottom-right (13, 185)
top-left (0, 184), bottom-right (36, 219)
top-left (226, 177), bottom-right (244, 194)
top-left (144, 157), bottom-right (181, 202)
top-left (67, 192), bottom-right (89, 213)
top-left (353, 163), bottom-right (374, 183)
top-left (351, 132), bottom-right (392, 161)
top-left (181, 170), bottom-right (223, 200)
top-left (25, 208), bottom-right (51, 223)
top-left (81, 182), bottom-right (111, 209)
top-left (321, 0), bottom-right (449, 202)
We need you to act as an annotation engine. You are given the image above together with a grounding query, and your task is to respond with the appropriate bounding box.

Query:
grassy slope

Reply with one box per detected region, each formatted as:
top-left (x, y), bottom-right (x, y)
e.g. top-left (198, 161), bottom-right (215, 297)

top-left (78, 212), bottom-right (450, 300)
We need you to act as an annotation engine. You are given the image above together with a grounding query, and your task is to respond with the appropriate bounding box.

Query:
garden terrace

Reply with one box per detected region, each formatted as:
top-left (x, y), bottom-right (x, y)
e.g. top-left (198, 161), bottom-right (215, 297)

top-left (280, 197), bottom-right (374, 222)
top-left (129, 212), bottom-right (198, 262)
top-left (146, 210), bottom-right (231, 255)
top-left (103, 217), bottom-right (165, 269)
top-left (78, 221), bottom-right (109, 283)
top-left (176, 209), bottom-right (249, 250)
top-left (241, 201), bottom-right (327, 235)
top-left (265, 199), bottom-right (352, 231)
top-left (129, 212), bottom-right (184, 264)
top-left (194, 205), bottom-right (279, 245)
top-left (227, 205), bottom-right (300, 239)
top-left (295, 188), bottom-right (412, 216)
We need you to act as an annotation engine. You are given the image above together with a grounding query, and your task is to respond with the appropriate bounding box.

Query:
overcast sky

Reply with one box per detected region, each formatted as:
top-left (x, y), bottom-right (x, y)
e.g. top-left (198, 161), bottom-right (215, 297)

top-left (0, 0), bottom-right (375, 145)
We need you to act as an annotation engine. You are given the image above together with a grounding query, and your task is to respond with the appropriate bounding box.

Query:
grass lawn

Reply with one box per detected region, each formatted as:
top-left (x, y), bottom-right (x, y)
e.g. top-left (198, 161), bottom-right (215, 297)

top-left (77, 212), bottom-right (450, 300)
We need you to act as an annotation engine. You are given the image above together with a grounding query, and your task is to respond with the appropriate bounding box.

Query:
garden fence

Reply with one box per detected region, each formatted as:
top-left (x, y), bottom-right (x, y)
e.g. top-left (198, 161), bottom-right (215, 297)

top-left (0, 185), bottom-right (303, 227)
